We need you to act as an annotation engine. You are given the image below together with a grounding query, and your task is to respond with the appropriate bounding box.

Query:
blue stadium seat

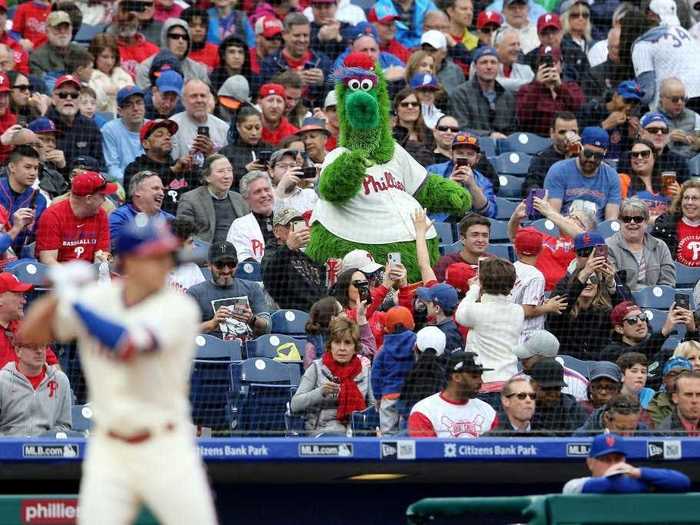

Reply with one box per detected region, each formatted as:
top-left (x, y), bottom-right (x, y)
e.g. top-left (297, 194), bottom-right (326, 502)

top-left (74, 23), bottom-right (106, 44)
top-left (490, 219), bottom-right (511, 243)
top-left (270, 309), bottom-right (310, 335)
top-left (632, 285), bottom-right (676, 310)
top-left (8, 259), bottom-right (50, 286)
top-left (498, 132), bottom-right (551, 156)
top-left (489, 244), bottom-right (515, 262)
top-left (497, 175), bottom-right (524, 198)
top-left (434, 221), bottom-right (456, 245)
top-left (478, 136), bottom-right (497, 158)
top-left (675, 262), bottom-right (700, 288)
top-left (189, 239), bottom-right (211, 266)
top-left (643, 308), bottom-right (668, 334)
top-left (661, 335), bottom-right (682, 353)
top-left (229, 358), bottom-right (301, 435)
top-left (350, 406), bottom-right (379, 437)
top-left (194, 334), bottom-right (242, 360)
top-left (596, 219), bottom-right (621, 239)
top-left (494, 197), bottom-right (519, 220)
top-left (492, 151), bottom-right (533, 176)
top-left (528, 218), bottom-right (560, 237)
top-left (235, 260), bottom-right (263, 282)
top-left (96, 111), bottom-right (115, 122)
top-left (440, 241), bottom-right (462, 255)
top-left (556, 355), bottom-right (590, 379)
top-left (245, 334), bottom-right (304, 362)
top-left (689, 153), bottom-right (700, 178)
top-left (71, 404), bottom-right (94, 435)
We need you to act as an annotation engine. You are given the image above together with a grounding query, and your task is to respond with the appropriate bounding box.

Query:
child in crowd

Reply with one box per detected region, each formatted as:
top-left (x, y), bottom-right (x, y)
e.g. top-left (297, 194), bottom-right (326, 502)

top-left (416, 283), bottom-right (464, 353)
top-left (399, 326), bottom-right (447, 418)
top-left (78, 86), bottom-right (108, 129)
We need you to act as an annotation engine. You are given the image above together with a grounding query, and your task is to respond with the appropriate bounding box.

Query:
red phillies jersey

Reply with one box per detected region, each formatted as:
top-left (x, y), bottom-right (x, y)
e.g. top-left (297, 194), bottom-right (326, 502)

top-left (35, 199), bottom-right (110, 263)
top-left (536, 233), bottom-right (576, 291)
top-left (676, 220), bottom-right (700, 267)
top-left (12, 1), bottom-right (51, 49)
top-left (262, 118), bottom-right (299, 146)
top-left (189, 43), bottom-right (220, 71)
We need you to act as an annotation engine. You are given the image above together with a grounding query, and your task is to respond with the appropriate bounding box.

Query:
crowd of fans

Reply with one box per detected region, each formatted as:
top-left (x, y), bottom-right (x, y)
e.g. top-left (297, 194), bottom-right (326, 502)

top-left (0, 0), bottom-right (697, 438)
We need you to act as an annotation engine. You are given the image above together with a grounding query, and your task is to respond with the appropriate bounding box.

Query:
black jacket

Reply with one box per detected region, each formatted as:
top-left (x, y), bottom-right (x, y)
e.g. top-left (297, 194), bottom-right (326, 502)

top-left (651, 211), bottom-right (681, 258)
top-left (262, 244), bottom-right (326, 312)
top-left (219, 139), bottom-right (274, 190)
top-left (310, 21), bottom-right (350, 61)
top-left (46, 108), bottom-right (105, 173)
top-left (598, 332), bottom-right (670, 363)
top-left (530, 393), bottom-right (588, 435)
top-left (522, 145), bottom-right (566, 197)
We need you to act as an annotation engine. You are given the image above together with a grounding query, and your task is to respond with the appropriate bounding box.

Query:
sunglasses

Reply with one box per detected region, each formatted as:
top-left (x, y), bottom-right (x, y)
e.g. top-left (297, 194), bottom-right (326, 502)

top-left (664, 95), bottom-right (687, 104)
top-left (436, 125), bottom-right (460, 132)
top-left (351, 279), bottom-right (369, 287)
top-left (576, 247), bottom-right (593, 257)
top-left (399, 101), bottom-right (420, 108)
top-left (582, 148), bottom-right (605, 161)
top-left (623, 314), bottom-right (647, 326)
top-left (645, 126), bottom-right (669, 135)
top-left (507, 392), bottom-right (536, 400)
top-left (620, 215), bottom-right (645, 224)
top-left (630, 149), bottom-right (652, 159)
top-left (213, 261), bottom-right (236, 270)
top-left (12, 85), bottom-right (30, 92)
top-left (570, 11), bottom-right (590, 18)
top-left (168, 33), bottom-right (189, 41)
top-left (57, 92), bottom-right (79, 100)
top-left (586, 274), bottom-right (599, 285)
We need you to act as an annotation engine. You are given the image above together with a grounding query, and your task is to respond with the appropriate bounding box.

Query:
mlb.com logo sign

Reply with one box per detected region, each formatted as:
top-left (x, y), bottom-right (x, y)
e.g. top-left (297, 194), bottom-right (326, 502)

top-left (21, 499), bottom-right (79, 524)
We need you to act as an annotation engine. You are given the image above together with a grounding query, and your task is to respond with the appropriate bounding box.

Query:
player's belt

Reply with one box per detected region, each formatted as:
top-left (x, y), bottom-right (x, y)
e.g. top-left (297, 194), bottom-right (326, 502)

top-left (106, 422), bottom-right (176, 444)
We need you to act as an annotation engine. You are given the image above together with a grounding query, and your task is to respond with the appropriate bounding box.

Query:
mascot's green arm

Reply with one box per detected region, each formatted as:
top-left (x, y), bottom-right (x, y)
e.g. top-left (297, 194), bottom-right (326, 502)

top-left (318, 150), bottom-right (369, 204)
top-left (415, 175), bottom-right (472, 216)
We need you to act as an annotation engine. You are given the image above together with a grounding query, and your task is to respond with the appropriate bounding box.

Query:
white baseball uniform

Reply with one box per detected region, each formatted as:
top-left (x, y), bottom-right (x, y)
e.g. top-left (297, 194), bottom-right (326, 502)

top-left (52, 281), bottom-right (217, 525)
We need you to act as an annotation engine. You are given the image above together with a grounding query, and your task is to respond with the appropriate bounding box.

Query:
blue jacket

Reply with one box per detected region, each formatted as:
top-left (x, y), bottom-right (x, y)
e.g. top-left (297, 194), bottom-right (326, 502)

top-left (569, 468), bottom-right (690, 494)
top-left (436, 318), bottom-right (464, 354)
top-left (0, 178), bottom-right (48, 257)
top-left (427, 161), bottom-right (497, 219)
top-left (206, 8), bottom-right (255, 48)
top-left (109, 204), bottom-right (175, 251)
top-left (371, 329), bottom-right (417, 399)
top-left (374, 0), bottom-right (439, 49)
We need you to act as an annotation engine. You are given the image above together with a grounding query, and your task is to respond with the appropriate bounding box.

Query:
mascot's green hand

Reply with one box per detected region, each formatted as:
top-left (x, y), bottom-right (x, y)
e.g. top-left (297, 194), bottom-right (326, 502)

top-left (318, 149), bottom-right (371, 204)
top-left (415, 175), bottom-right (473, 216)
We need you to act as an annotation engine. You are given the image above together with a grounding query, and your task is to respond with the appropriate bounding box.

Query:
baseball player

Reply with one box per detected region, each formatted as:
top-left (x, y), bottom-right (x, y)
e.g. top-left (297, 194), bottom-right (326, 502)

top-left (20, 215), bottom-right (218, 525)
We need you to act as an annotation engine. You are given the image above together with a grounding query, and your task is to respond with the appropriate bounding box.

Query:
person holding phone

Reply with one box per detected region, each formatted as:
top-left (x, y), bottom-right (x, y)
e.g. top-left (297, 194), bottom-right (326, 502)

top-left (267, 148), bottom-right (317, 215)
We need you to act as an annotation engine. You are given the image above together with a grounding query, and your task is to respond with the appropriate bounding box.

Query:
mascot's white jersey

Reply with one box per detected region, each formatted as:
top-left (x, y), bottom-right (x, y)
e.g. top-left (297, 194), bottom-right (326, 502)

top-left (312, 143), bottom-right (437, 244)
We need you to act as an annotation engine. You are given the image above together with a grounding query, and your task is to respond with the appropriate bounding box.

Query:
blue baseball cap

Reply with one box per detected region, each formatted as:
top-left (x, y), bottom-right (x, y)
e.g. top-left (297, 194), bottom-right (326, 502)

top-left (156, 69), bottom-right (184, 96)
top-left (573, 231), bottom-right (605, 251)
top-left (641, 111), bottom-right (670, 129)
top-left (344, 21), bottom-right (378, 42)
top-left (472, 46), bottom-right (498, 64)
top-left (415, 287), bottom-right (432, 301)
top-left (428, 283), bottom-right (460, 311)
top-left (580, 126), bottom-right (609, 149)
top-left (663, 356), bottom-right (692, 376)
top-left (616, 80), bottom-right (644, 103)
top-left (117, 85), bottom-right (145, 108)
top-left (589, 433), bottom-right (626, 458)
top-left (28, 117), bottom-right (58, 135)
top-left (410, 72), bottom-right (439, 90)
top-left (116, 215), bottom-right (179, 258)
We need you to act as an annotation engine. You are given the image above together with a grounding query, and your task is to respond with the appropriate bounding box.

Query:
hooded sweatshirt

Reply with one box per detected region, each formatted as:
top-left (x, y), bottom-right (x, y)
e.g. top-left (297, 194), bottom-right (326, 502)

top-left (135, 19), bottom-right (210, 89)
top-left (371, 329), bottom-right (417, 399)
top-left (0, 362), bottom-right (72, 437)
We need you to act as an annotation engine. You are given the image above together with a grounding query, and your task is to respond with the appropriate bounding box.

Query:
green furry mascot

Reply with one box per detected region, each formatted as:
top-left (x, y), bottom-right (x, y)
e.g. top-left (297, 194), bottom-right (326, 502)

top-left (305, 52), bottom-right (472, 282)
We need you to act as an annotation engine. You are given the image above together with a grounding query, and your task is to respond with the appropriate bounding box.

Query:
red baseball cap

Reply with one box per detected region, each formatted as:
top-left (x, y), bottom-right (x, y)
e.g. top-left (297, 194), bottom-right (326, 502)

top-left (477, 10), bottom-right (504, 30)
top-left (259, 83), bottom-right (286, 100)
top-left (0, 72), bottom-right (9, 94)
top-left (445, 262), bottom-right (476, 294)
top-left (610, 301), bottom-right (641, 326)
top-left (384, 306), bottom-right (415, 333)
top-left (254, 16), bottom-right (283, 38)
top-left (0, 1), bottom-right (8, 13)
top-left (54, 74), bottom-right (82, 91)
top-left (71, 171), bottom-right (118, 197)
top-left (514, 227), bottom-right (543, 256)
top-left (0, 273), bottom-right (32, 293)
top-left (537, 13), bottom-right (562, 33)
top-left (367, 7), bottom-right (399, 24)
top-left (140, 119), bottom-right (178, 142)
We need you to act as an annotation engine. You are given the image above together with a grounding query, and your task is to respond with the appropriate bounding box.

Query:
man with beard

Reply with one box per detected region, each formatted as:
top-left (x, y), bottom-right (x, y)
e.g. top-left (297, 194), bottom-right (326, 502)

top-left (111, 2), bottom-right (160, 79)
top-left (29, 11), bottom-right (83, 78)
top-left (187, 241), bottom-right (270, 342)
top-left (124, 119), bottom-right (195, 216)
top-left (408, 351), bottom-right (498, 438)
top-left (544, 126), bottom-right (620, 221)
top-left (102, 86), bottom-right (146, 183)
top-left (258, 83), bottom-right (299, 146)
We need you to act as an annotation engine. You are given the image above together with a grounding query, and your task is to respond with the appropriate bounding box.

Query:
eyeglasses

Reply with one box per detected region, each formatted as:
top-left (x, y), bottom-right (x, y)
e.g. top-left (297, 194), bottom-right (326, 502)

top-left (570, 11), bottom-right (590, 18)
top-left (12, 85), bottom-right (30, 92)
top-left (275, 163), bottom-right (297, 170)
top-left (623, 314), bottom-right (647, 326)
top-left (168, 33), bottom-right (189, 41)
top-left (399, 101), bottom-right (420, 108)
top-left (57, 92), bottom-right (79, 100)
top-left (213, 261), bottom-right (236, 270)
top-left (682, 195), bottom-right (700, 202)
top-left (586, 274), bottom-right (599, 285)
top-left (630, 149), bottom-right (652, 159)
top-left (582, 148), bottom-right (605, 161)
top-left (644, 126), bottom-right (669, 135)
top-left (663, 95), bottom-right (688, 104)
top-left (620, 215), bottom-right (645, 224)
top-left (507, 392), bottom-right (536, 400)
top-left (436, 125), bottom-right (460, 132)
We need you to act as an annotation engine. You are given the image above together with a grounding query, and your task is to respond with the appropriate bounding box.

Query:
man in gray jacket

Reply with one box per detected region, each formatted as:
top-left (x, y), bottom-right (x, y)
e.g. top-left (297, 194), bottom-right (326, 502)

top-left (0, 343), bottom-right (71, 437)
top-left (449, 46), bottom-right (517, 138)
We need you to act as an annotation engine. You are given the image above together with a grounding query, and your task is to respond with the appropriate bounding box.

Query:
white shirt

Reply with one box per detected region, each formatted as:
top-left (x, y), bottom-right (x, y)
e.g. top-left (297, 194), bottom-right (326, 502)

top-left (274, 186), bottom-right (318, 216)
top-left (587, 39), bottom-right (608, 68)
top-left (169, 263), bottom-right (206, 293)
top-left (504, 22), bottom-right (540, 55)
top-left (455, 285), bottom-right (524, 383)
top-left (312, 144), bottom-right (437, 244)
top-left (510, 260), bottom-right (546, 341)
top-left (169, 112), bottom-right (230, 161)
top-left (227, 213), bottom-right (265, 262)
top-left (409, 392), bottom-right (497, 438)
top-left (303, 0), bottom-right (367, 24)
top-left (53, 282), bottom-right (200, 431)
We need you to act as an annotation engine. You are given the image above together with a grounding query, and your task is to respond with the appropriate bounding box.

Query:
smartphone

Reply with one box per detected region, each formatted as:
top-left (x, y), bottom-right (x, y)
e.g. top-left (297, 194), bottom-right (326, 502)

top-left (387, 252), bottom-right (401, 267)
top-left (454, 158), bottom-right (470, 168)
top-left (28, 189), bottom-right (39, 210)
top-left (356, 281), bottom-right (371, 303)
top-left (675, 293), bottom-right (690, 311)
top-left (526, 188), bottom-right (546, 220)
top-left (290, 220), bottom-right (306, 233)
top-left (257, 150), bottom-right (272, 166)
top-left (593, 245), bottom-right (608, 259)
top-left (540, 54), bottom-right (554, 68)
top-left (301, 166), bottom-right (317, 179)
top-left (197, 126), bottom-right (210, 138)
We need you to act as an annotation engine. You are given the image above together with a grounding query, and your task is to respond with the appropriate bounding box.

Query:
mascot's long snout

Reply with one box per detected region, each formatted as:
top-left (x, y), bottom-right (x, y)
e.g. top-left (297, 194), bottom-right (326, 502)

top-left (345, 90), bottom-right (379, 130)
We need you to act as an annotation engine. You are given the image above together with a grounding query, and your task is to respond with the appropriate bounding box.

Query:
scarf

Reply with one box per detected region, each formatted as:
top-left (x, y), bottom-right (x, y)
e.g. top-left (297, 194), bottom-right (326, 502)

top-left (322, 351), bottom-right (365, 423)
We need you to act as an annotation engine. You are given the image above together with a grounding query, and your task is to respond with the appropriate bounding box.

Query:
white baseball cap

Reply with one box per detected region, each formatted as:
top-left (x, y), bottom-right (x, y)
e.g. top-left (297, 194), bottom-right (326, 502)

top-left (341, 249), bottom-right (382, 273)
top-left (324, 90), bottom-right (337, 109)
top-left (420, 30), bottom-right (447, 50)
top-left (649, 0), bottom-right (680, 25)
top-left (512, 330), bottom-right (560, 360)
top-left (416, 326), bottom-right (446, 356)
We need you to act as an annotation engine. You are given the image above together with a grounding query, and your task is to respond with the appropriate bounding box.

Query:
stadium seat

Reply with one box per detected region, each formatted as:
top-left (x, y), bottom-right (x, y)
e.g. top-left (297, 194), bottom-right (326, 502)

top-left (478, 136), bottom-right (497, 158)
top-left (491, 151), bottom-right (532, 176)
top-left (235, 260), bottom-right (263, 282)
top-left (350, 406), bottom-right (379, 437)
top-left (675, 262), bottom-right (700, 288)
top-left (528, 218), bottom-right (560, 237)
top-left (434, 221), bottom-right (456, 245)
top-left (489, 244), bottom-right (515, 262)
top-left (188, 239), bottom-right (211, 266)
top-left (96, 111), bottom-right (115, 122)
top-left (632, 285), bottom-right (676, 310)
top-left (490, 219), bottom-right (511, 243)
top-left (194, 334), bottom-right (242, 361)
top-left (643, 308), bottom-right (668, 334)
top-left (596, 219), bottom-right (621, 239)
top-left (440, 241), bottom-right (462, 255)
top-left (689, 153), bottom-right (700, 178)
top-left (229, 358), bottom-right (301, 435)
top-left (8, 259), bottom-right (50, 286)
top-left (246, 334), bottom-right (304, 362)
top-left (661, 335), bottom-right (682, 353)
top-left (556, 355), bottom-right (590, 379)
top-left (71, 404), bottom-right (94, 435)
top-left (74, 23), bottom-right (106, 44)
top-left (497, 175), bottom-right (524, 198)
top-left (270, 309), bottom-right (310, 335)
top-left (494, 197), bottom-right (519, 220)
top-left (498, 132), bottom-right (551, 156)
